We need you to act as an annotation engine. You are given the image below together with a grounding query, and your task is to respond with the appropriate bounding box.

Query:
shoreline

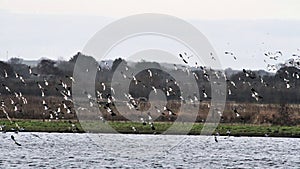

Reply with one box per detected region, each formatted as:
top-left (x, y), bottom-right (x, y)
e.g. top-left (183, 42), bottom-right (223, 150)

top-left (2, 131), bottom-right (300, 139)
top-left (1, 119), bottom-right (299, 138)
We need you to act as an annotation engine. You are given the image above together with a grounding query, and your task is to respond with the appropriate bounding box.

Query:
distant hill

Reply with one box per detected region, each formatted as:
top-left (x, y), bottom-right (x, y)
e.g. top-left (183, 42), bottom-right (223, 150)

top-left (21, 60), bottom-right (39, 67)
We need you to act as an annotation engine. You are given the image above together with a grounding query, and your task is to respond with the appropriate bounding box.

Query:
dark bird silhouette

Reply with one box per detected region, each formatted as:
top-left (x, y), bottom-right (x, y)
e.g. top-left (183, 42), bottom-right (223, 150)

top-left (150, 122), bottom-right (155, 130)
top-left (214, 135), bottom-right (218, 142)
top-left (11, 135), bottom-right (21, 146)
top-left (226, 130), bottom-right (231, 137)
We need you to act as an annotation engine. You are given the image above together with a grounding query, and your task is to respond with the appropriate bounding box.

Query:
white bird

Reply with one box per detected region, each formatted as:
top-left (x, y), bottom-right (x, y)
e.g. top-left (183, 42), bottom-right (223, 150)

top-left (22, 97), bottom-right (28, 104)
top-left (131, 126), bottom-right (137, 132)
top-left (87, 93), bottom-right (92, 99)
top-left (251, 88), bottom-right (262, 101)
top-left (121, 71), bottom-right (127, 79)
top-left (293, 72), bottom-right (299, 79)
top-left (283, 78), bottom-right (291, 88)
top-left (173, 64), bottom-right (178, 71)
top-left (49, 113), bottom-right (54, 119)
top-left (148, 113), bottom-right (153, 121)
top-left (63, 103), bottom-right (67, 109)
top-left (101, 83), bottom-right (106, 91)
top-left (28, 66), bottom-right (32, 74)
top-left (154, 106), bottom-right (161, 114)
top-left (150, 122), bottom-right (155, 130)
top-left (132, 76), bottom-right (138, 85)
top-left (148, 69), bottom-right (152, 78)
top-left (164, 106), bottom-right (176, 115)
top-left (217, 110), bottom-right (222, 117)
top-left (1, 100), bottom-right (5, 107)
top-left (107, 97), bottom-right (112, 104)
top-left (230, 81), bottom-right (237, 88)
top-left (97, 91), bottom-right (103, 99)
top-left (228, 89), bottom-right (232, 95)
top-left (202, 89), bottom-right (208, 98)
top-left (111, 87), bottom-right (115, 95)
top-left (67, 107), bottom-right (72, 114)
top-left (286, 82), bottom-right (291, 89)
top-left (19, 76), bottom-right (26, 85)
top-left (44, 79), bottom-right (49, 86)
top-left (226, 130), bottom-right (231, 137)
top-left (194, 95), bottom-right (198, 102)
top-left (234, 108), bottom-right (240, 117)
top-left (3, 85), bottom-right (11, 93)
top-left (61, 81), bottom-right (67, 89)
top-left (126, 102), bottom-right (134, 110)
top-left (62, 93), bottom-right (69, 101)
top-left (43, 100), bottom-right (49, 110)
top-left (66, 76), bottom-right (75, 82)
top-left (140, 117), bottom-right (146, 125)
top-left (10, 98), bottom-right (14, 105)
top-left (4, 70), bottom-right (8, 78)
top-left (37, 82), bottom-right (43, 90)
top-left (65, 90), bottom-right (71, 97)
top-left (152, 86), bottom-right (157, 94)
top-left (192, 72), bottom-right (199, 80)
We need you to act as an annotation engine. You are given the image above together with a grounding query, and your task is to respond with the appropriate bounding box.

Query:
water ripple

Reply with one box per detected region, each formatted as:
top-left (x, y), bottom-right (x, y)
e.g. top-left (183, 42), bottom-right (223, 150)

top-left (0, 133), bottom-right (299, 168)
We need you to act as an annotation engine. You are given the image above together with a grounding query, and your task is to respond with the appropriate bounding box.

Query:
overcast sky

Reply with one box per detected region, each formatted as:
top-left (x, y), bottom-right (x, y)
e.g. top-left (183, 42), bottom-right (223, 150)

top-left (1, 0), bottom-right (300, 70)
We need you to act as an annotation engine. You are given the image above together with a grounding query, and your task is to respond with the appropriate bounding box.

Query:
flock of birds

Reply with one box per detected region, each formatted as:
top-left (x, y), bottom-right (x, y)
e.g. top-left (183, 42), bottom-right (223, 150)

top-left (0, 65), bottom-right (77, 146)
top-left (1, 47), bottom-right (300, 146)
top-left (97, 48), bottom-right (300, 136)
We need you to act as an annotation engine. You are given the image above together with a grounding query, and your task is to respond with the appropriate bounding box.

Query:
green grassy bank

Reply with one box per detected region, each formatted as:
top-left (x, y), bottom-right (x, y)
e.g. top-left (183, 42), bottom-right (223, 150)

top-left (1, 119), bottom-right (300, 137)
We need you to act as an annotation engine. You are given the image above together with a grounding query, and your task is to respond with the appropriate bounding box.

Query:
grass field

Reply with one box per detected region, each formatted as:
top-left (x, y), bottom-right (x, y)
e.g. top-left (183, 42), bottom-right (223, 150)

top-left (1, 119), bottom-right (300, 137)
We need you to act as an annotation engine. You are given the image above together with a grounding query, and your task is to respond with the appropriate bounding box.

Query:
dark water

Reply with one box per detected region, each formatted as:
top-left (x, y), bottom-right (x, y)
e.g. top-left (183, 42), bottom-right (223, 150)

top-left (0, 133), bottom-right (299, 168)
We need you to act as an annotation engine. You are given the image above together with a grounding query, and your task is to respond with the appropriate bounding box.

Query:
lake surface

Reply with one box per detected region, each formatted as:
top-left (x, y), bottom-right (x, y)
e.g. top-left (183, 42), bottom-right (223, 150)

top-left (0, 133), bottom-right (299, 168)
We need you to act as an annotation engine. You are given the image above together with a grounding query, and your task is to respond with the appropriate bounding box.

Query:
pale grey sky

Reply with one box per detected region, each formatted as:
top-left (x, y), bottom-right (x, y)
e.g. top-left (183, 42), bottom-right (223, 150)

top-left (0, 0), bottom-right (300, 70)
top-left (1, 0), bottom-right (300, 19)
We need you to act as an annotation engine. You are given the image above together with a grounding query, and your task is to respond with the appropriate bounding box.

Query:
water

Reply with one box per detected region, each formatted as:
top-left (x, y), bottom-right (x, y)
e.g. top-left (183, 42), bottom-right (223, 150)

top-left (0, 133), bottom-right (299, 168)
